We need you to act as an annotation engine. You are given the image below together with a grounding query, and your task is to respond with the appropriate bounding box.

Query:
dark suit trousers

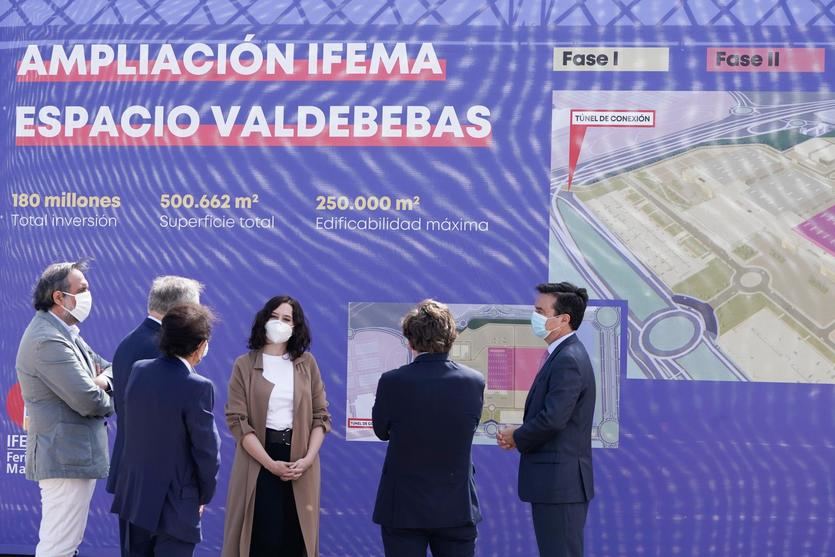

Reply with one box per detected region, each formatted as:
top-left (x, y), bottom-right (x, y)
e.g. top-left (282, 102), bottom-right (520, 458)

top-left (381, 524), bottom-right (477, 557)
top-left (119, 518), bottom-right (129, 557)
top-left (531, 502), bottom-right (589, 557)
top-left (124, 522), bottom-right (195, 557)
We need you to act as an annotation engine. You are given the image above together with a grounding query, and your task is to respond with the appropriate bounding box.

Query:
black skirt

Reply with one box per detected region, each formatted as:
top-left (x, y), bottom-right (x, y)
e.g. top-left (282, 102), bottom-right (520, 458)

top-left (250, 430), bottom-right (306, 557)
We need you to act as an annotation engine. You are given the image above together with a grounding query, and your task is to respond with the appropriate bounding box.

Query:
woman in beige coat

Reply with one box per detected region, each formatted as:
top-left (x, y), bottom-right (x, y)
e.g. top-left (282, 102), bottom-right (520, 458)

top-left (222, 295), bottom-right (331, 557)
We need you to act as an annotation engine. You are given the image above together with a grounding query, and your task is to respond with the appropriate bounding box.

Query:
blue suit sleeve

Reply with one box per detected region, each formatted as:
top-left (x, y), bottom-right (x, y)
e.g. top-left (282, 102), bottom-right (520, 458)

top-left (372, 373), bottom-right (391, 441)
top-left (185, 379), bottom-right (221, 505)
top-left (513, 356), bottom-right (582, 454)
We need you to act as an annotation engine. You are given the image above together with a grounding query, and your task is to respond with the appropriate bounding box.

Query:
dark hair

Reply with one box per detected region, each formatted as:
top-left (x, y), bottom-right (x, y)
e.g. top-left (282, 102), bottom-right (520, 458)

top-left (32, 258), bottom-right (91, 311)
top-left (160, 304), bottom-right (215, 358)
top-left (536, 282), bottom-right (589, 330)
top-left (402, 299), bottom-right (458, 354)
top-left (247, 296), bottom-right (311, 359)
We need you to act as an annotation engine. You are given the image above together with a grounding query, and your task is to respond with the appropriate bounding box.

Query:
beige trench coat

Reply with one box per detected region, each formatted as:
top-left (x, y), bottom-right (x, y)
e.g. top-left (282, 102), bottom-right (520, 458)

top-left (222, 350), bottom-right (331, 557)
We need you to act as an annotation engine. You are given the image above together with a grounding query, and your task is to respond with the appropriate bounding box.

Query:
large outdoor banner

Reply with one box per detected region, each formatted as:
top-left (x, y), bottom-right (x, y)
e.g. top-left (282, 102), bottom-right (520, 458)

top-left (2, 2), bottom-right (834, 556)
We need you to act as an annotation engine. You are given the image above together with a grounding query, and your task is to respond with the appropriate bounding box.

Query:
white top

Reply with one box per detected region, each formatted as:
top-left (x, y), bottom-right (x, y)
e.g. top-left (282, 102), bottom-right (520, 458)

top-left (262, 353), bottom-right (295, 430)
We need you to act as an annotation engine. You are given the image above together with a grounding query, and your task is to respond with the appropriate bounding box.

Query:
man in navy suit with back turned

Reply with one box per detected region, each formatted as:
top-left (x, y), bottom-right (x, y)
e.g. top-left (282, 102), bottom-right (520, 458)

top-left (111, 303), bottom-right (220, 556)
top-left (372, 299), bottom-right (485, 557)
top-left (106, 275), bottom-right (203, 554)
top-left (498, 282), bottom-right (596, 557)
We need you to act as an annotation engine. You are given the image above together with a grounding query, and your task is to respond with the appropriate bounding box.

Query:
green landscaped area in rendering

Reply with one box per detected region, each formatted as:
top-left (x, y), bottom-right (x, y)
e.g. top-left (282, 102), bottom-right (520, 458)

top-left (716, 292), bottom-right (771, 333)
top-left (672, 258), bottom-right (733, 301)
top-left (732, 243), bottom-right (757, 262)
top-left (681, 236), bottom-right (709, 258)
top-left (714, 288), bottom-right (835, 363)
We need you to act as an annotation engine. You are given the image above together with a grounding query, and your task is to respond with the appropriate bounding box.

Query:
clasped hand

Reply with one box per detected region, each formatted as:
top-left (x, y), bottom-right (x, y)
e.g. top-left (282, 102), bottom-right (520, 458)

top-left (269, 456), bottom-right (312, 481)
top-left (496, 426), bottom-right (518, 450)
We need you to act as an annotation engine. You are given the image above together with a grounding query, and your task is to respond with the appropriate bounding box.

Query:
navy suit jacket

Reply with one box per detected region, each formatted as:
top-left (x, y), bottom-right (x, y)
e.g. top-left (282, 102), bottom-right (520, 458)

top-left (372, 352), bottom-right (485, 529)
top-left (106, 317), bottom-right (161, 494)
top-left (514, 333), bottom-right (595, 504)
top-left (110, 357), bottom-right (220, 544)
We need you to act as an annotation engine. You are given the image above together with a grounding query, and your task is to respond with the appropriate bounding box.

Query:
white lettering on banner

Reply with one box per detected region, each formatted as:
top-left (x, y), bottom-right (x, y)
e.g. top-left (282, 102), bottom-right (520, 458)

top-left (17, 40), bottom-right (443, 77)
top-left (5, 435), bottom-right (26, 476)
top-left (6, 463), bottom-right (23, 474)
top-left (16, 105), bottom-right (492, 140)
top-left (6, 435), bottom-right (26, 450)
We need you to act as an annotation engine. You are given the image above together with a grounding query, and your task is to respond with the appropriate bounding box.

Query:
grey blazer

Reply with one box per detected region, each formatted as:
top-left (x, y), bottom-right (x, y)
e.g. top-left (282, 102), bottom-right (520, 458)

top-left (16, 311), bottom-right (114, 480)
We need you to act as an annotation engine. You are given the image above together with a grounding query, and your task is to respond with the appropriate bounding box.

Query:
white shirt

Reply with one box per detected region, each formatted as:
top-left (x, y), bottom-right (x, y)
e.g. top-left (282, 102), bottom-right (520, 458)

top-left (547, 331), bottom-right (575, 354)
top-left (49, 310), bottom-right (79, 339)
top-left (262, 353), bottom-right (294, 430)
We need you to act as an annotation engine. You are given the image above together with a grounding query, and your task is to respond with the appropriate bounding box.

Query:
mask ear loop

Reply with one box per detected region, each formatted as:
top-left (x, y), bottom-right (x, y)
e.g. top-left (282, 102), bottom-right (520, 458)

top-left (58, 291), bottom-right (75, 316)
top-left (196, 339), bottom-right (209, 365)
top-left (546, 314), bottom-right (567, 337)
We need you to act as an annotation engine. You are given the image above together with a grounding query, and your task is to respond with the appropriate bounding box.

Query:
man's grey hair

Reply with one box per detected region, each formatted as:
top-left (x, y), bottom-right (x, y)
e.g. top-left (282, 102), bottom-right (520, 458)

top-left (147, 276), bottom-right (204, 315)
top-left (32, 259), bottom-right (91, 311)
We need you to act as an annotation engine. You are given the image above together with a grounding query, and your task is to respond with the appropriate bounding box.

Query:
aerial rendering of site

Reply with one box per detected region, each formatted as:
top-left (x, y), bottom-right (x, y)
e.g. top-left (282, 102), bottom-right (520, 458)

top-left (551, 91), bottom-right (835, 383)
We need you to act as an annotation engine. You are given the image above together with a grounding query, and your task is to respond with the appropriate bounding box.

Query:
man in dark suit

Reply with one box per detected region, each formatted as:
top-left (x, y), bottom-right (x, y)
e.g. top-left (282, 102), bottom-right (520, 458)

top-left (110, 303), bottom-right (220, 556)
top-left (373, 299), bottom-right (485, 557)
top-left (107, 276), bottom-right (203, 554)
top-left (498, 282), bottom-right (596, 557)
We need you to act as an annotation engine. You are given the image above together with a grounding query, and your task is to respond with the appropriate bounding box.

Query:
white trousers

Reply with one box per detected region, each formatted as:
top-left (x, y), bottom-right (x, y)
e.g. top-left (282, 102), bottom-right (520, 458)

top-left (36, 478), bottom-right (96, 557)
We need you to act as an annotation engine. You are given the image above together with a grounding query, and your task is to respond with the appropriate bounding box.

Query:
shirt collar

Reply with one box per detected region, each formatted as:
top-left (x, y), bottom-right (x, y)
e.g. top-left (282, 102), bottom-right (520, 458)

top-left (547, 331), bottom-right (575, 354)
top-left (49, 310), bottom-right (79, 338)
top-left (176, 356), bottom-right (194, 373)
top-left (147, 315), bottom-right (162, 325)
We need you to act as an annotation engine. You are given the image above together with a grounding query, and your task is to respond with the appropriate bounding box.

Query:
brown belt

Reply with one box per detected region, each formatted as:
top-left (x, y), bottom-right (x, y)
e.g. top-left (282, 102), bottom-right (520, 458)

top-left (265, 428), bottom-right (293, 445)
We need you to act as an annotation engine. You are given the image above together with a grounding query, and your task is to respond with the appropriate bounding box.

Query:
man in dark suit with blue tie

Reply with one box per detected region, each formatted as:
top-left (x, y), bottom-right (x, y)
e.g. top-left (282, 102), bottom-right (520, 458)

top-left (107, 276), bottom-right (203, 554)
top-left (373, 299), bottom-right (485, 557)
top-left (498, 282), bottom-right (596, 557)
top-left (111, 303), bottom-right (220, 556)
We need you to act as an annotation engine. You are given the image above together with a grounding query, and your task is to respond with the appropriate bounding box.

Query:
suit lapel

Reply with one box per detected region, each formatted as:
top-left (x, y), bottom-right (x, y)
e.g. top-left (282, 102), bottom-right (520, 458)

top-left (42, 312), bottom-right (94, 377)
top-left (73, 336), bottom-right (95, 376)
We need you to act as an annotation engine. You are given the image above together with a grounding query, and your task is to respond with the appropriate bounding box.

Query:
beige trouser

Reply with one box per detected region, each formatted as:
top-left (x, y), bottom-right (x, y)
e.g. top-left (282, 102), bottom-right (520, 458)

top-left (36, 478), bottom-right (96, 557)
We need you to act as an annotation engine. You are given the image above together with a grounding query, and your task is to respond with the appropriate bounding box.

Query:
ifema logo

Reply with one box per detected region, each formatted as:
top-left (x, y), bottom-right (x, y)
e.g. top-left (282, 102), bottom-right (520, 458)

top-left (4, 382), bottom-right (25, 429)
top-left (3, 383), bottom-right (27, 475)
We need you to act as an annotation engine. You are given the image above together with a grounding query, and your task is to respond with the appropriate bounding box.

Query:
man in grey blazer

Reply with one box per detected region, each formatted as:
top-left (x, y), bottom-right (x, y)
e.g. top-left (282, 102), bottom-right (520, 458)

top-left (497, 282), bottom-right (596, 557)
top-left (16, 259), bottom-right (114, 557)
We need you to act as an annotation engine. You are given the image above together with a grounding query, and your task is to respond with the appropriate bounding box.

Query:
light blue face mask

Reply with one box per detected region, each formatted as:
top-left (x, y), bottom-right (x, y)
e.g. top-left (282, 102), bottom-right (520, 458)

top-left (530, 312), bottom-right (554, 339)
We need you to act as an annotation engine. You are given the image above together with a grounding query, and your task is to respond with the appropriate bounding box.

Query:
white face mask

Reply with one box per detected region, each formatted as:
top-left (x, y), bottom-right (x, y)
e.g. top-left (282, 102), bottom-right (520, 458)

top-left (61, 291), bottom-right (93, 323)
top-left (265, 319), bottom-right (293, 344)
top-left (201, 340), bottom-right (209, 359)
